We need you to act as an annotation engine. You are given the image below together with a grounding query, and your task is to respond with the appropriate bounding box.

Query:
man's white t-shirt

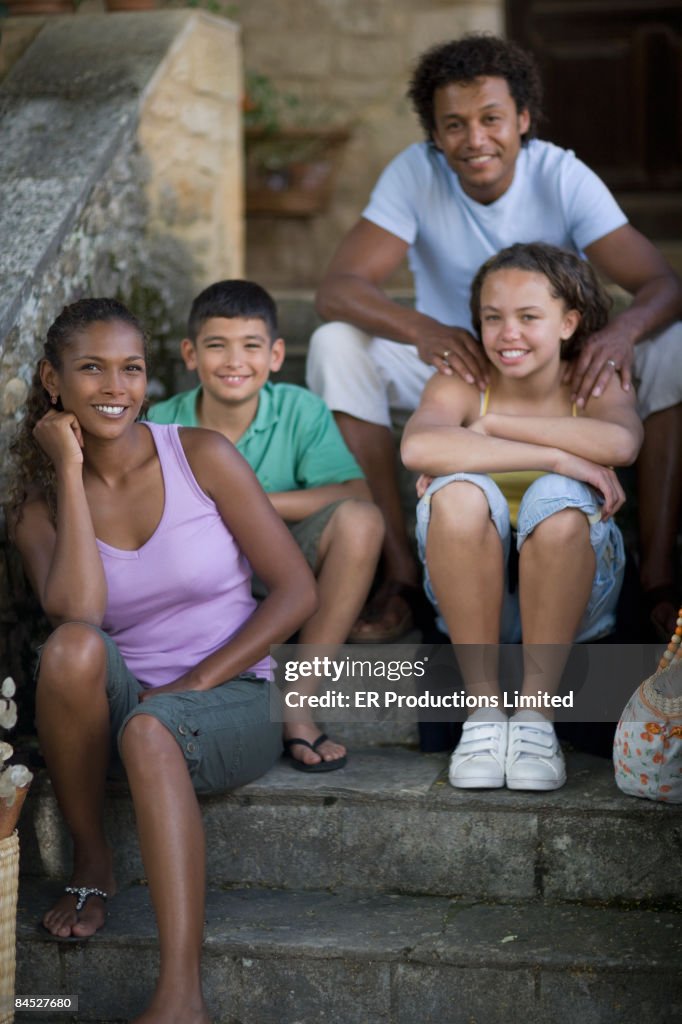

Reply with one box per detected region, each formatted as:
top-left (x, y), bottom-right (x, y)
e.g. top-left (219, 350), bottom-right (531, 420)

top-left (362, 139), bottom-right (628, 331)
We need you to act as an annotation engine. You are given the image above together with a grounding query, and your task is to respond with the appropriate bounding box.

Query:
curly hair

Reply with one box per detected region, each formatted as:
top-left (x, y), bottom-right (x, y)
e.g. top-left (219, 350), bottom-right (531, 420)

top-left (469, 242), bottom-right (612, 362)
top-left (8, 298), bottom-right (147, 523)
top-left (407, 34), bottom-right (543, 144)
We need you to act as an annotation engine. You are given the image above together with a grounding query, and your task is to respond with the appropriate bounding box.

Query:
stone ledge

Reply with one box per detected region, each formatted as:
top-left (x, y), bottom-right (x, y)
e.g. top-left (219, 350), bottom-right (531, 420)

top-left (0, 9), bottom-right (242, 346)
top-left (16, 883), bottom-right (682, 1023)
top-left (19, 748), bottom-right (682, 903)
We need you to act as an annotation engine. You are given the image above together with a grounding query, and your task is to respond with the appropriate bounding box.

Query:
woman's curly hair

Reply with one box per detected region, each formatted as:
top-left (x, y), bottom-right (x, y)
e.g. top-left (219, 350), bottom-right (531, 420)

top-left (8, 298), bottom-right (147, 524)
top-left (469, 242), bottom-right (612, 361)
top-left (408, 34), bottom-right (543, 144)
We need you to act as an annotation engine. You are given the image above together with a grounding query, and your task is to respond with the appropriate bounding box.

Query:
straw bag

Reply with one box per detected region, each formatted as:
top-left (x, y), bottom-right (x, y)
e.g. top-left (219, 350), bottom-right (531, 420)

top-left (613, 609), bottom-right (682, 803)
top-left (0, 832), bottom-right (19, 1024)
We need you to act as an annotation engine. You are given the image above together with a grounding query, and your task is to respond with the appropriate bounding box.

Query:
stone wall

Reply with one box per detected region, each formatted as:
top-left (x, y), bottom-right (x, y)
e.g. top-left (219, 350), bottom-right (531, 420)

top-left (237, 0), bottom-right (504, 288)
top-left (0, 10), bottom-right (243, 689)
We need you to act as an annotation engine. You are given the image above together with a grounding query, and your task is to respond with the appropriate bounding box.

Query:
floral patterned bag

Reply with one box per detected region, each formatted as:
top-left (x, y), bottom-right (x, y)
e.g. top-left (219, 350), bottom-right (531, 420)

top-left (613, 610), bottom-right (682, 803)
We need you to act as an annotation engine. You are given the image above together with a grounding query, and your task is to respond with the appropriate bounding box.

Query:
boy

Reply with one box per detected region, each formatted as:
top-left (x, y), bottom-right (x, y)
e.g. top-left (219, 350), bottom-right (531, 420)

top-left (148, 280), bottom-right (384, 771)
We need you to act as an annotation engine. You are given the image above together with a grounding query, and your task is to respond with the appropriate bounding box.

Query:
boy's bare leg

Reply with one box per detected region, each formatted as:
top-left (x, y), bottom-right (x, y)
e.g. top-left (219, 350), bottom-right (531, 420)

top-left (120, 714), bottom-right (210, 1024)
top-left (334, 413), bottom-right (419, 638)
top-left (36, 623), bottom-right (115, 938)
top-left (283, 498), bottom-right (384, 766)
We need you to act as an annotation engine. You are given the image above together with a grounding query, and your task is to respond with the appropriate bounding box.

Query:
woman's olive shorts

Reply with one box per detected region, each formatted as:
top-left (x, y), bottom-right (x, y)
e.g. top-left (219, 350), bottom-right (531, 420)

top-left (39, 627), bottom-right (283, 795)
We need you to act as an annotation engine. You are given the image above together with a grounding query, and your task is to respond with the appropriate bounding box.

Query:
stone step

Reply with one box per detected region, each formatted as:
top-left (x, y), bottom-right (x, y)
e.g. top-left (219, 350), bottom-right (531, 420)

top-left (19, 748), bottom-right (682, 905)
top-left (15, 881), bottom-right (682, 1023)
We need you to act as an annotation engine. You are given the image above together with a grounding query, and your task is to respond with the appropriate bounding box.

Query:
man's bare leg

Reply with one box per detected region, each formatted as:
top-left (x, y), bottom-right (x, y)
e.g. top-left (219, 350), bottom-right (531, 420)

top-left (637, 405), bottom-right (682, 638)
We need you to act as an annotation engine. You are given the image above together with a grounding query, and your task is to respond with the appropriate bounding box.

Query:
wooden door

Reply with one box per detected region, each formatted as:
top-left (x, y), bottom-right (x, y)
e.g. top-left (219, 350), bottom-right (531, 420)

top-left (506, 1), bottom-right (682, 237)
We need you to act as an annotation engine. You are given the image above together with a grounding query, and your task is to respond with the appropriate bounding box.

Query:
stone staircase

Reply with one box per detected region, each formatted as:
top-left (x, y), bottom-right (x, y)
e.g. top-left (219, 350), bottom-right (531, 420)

top-left (15, 735), bottom-right (682, 1023)
top-left (14, 292), bottom-right (682, 1021)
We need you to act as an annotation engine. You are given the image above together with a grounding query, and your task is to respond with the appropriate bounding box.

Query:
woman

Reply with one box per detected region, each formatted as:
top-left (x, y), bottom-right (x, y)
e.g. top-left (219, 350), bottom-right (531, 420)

top-left (9, 298), bottom-right (317, 1024)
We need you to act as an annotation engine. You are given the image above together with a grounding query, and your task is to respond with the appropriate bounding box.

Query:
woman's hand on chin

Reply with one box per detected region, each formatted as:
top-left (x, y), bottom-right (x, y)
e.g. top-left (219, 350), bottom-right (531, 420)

top-left (33, 411), bottom-right (84, 468)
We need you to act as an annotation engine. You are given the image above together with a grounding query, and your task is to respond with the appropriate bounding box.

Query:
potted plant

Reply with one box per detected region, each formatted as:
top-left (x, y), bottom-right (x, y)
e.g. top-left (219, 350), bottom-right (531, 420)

top-left (0, 676), bottom-right (32, 1024)
top-left (243, 71), bottom-right (350, 217)
top-left (0, 677), bottom-right (32, 838)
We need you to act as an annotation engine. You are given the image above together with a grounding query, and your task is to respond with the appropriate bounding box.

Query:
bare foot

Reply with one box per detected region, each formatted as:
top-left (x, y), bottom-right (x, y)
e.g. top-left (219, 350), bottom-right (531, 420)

top-left (283, 720), bottom-right (346, 768)
top-left (43, 851), bottom-right (115, 939)
top-left (131, 991), bottom-right (210, 1023)
top-left (650, 599), bottom-right (679, 642)
top-left (644, 585), bottom-right (679, 642)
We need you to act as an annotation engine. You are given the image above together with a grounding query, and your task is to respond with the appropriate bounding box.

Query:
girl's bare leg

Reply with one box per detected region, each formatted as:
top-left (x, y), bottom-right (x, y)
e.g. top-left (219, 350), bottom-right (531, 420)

top-left (284, 499), bottom-right (384, 766)
top-left (120, 714), bottom-right (210, 1024)
top-left (427, 483), bottom-right (508, 787)
top-left (519, 508), bottom-right (595, 702)
top-left (36, 622), bottom-right (115, 938)
top-left (426, 482), bottom-right (504, 699)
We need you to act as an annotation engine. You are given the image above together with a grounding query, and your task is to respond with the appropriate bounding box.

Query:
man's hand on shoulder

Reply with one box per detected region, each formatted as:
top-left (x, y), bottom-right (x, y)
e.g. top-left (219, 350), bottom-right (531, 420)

top-left (416, 323), bottom-right (488, 389)
top-left (563, 322), bottom-right (634, 409)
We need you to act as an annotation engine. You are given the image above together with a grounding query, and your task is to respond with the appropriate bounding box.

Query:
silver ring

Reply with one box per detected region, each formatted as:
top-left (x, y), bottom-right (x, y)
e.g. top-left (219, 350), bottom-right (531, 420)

top-left (606, 359), bottom-right (617, 369)
top-left (442, 349), bottom-right (451, 360)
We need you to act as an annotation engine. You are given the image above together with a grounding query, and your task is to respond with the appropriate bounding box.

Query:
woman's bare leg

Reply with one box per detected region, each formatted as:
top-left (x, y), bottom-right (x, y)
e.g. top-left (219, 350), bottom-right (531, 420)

top-left (36, 622), bottom-right (115, 938)
top-left (120, 714), bottom-right (209, 1024)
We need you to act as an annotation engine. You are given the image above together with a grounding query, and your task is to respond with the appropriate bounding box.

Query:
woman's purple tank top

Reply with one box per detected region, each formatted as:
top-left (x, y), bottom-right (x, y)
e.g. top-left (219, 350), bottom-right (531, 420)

top-left (97, 422), bottom-right (270, 687)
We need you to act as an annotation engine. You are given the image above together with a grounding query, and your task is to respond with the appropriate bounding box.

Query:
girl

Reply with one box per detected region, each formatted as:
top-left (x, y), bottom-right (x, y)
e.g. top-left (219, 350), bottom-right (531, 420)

top-left (402, 243), bottom-right (643, 792)
top-left (8, 299), bottom-right (317, 1024)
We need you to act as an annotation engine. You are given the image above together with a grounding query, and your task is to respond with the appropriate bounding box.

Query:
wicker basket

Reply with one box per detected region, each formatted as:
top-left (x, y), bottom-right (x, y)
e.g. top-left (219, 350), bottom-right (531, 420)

top-left (0, 832), bottom-right (19, 1024)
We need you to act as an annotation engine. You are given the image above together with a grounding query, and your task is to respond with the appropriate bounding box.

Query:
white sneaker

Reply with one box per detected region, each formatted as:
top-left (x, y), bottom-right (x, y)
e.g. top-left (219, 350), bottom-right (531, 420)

top-left (505, 713), bottom-right (566, 791)
top-left (448, 712), bottom-right (508, 789)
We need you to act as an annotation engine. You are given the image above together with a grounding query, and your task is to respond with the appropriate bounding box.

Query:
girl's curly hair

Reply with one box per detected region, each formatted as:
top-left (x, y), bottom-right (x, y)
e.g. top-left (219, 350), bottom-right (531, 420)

top-left (8, 298), bottom-right (147, 523)
top-left (408, 34), bottom-right (543, 145)
top-left (469, 243), bottom-right (612, 361)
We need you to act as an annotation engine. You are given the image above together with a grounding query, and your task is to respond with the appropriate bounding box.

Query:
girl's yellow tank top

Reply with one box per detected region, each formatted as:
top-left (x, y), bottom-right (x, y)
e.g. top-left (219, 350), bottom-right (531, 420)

top-left (480, 387), bottom-right (577, 529)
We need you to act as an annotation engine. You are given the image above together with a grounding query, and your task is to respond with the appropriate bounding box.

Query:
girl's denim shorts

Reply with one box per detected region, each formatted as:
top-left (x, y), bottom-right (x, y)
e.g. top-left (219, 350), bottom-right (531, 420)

top-left (415, 472), bottom-right (625, 643)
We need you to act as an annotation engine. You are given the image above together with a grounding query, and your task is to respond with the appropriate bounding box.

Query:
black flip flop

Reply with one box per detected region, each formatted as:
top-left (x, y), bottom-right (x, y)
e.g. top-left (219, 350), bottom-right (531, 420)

top-left (283, 733), bottom-right (347, 773)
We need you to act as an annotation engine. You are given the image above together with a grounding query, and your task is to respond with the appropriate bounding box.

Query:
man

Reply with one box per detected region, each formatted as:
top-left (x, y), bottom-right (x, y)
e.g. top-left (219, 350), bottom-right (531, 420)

top-left (307, 34), bottom-right (682, 642)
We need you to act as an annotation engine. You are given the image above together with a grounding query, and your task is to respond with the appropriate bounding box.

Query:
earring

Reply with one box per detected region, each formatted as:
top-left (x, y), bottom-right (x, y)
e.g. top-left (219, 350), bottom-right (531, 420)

top-left (50, 393), bottom-right (58, 406)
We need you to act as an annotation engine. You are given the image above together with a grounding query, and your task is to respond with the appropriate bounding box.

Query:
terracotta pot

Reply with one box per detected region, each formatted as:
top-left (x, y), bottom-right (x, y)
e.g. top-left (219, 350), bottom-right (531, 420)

top-left (5, 0), bottom-right (75, 13)
top-left (105, 0), bottom-right (156, 10)
top-left (245, 127), bottom-right (350, 218)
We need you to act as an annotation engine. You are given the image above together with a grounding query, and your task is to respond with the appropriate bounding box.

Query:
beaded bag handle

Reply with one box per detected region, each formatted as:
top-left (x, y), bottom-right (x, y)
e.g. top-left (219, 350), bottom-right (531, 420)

top-left (657, 606), bottom-right (682, 672)
top-left (640, 605), bottom-right (682, 718)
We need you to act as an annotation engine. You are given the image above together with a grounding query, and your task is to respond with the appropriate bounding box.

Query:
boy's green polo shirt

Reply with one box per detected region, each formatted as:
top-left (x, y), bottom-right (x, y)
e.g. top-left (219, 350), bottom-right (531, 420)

top-left (147, 382), bottom-right (364, 492)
